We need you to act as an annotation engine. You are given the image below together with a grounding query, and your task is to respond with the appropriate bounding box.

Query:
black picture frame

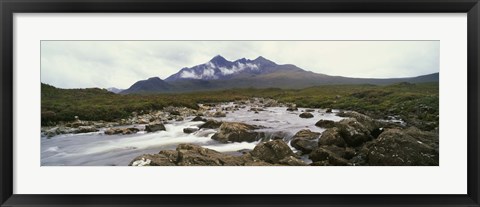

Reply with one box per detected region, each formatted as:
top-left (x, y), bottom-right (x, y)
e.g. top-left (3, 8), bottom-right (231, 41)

top-left (1, 0), bottom-right (479, 206)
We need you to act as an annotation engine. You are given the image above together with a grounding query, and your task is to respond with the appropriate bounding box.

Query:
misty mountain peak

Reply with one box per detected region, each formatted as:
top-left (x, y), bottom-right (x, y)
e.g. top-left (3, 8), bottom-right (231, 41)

top-left (165, 55), bottom-right (283, 82)
top-left (254, 56), bottom-right (277, 66)
top-left (210, 55), bottom-right (229, 65)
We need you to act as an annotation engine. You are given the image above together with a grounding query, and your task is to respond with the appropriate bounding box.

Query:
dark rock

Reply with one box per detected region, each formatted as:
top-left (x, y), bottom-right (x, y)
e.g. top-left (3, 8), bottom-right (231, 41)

top-left (176, 143), bottom-right (245, 166)
top-left (130, 143), bottom-right (305, 166)
top-left (183, 128), bottom-right (198, 134)
top-left (318, 127), bottom-right (346, 147)
top-left (241, 153), bottom-right (274, 166)
top-left (291, 139), bottom-right (317, 154)
top-left (315, 119), bottom-right (336, 128)
top-left (325, 108), bottom-right (332, 113)
top-left (365, 128), bottom-right (438, 166)
top-left (129, 153), bottom-right (177, 166)
top-left (305, 109), bottom-right (315, 112)
top-left (192, 116), bottom-right (207, 122)
top-left (292, 129), bottom-right (320, 140)
top-left (309, 146), bottom-right (351, 166)
top-left (299, 112), bottom-right (314, 118)
top-left (287, 106), bottom-right (298, 111)
top-left (278, 156), bottom-right (308, 166)
top-left (336, 111), bottom-right (379, 131)
top-left (211, 122), bottom-right (264, 143)
top-left (250, 140), bottom-right (296, 164)
top-left (335, 118), bottom-right (373, 147)
top-left (199, 119), bottom-right (223, 129)
top-left (290, 129), bottom-right (320, 154)
top-left (145, 123), bottom-right (166, 132)
top-left (371, 127), bottom-right (384, 138)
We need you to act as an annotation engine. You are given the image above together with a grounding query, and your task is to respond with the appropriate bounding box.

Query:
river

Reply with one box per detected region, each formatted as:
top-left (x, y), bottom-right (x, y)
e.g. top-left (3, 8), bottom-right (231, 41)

top-left (41, 104), bottom-right (344, 166)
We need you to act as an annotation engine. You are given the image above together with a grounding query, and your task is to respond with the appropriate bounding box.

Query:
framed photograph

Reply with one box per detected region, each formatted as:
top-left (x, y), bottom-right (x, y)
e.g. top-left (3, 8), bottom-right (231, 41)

top-left (1, 0), bottom-right (479, 206)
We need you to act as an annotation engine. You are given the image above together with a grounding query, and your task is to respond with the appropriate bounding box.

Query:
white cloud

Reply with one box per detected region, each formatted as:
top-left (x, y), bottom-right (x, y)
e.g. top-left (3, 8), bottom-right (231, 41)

top-left (41, 41), bottom-right (439, 89)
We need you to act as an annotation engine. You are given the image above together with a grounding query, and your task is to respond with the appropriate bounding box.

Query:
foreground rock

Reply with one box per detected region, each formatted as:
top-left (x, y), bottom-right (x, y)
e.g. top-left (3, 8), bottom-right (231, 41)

top-left (309, 146), bottom-right (355, 166)
top-left (309, 111), bottom-right (439, 166)
top-left (333, 118), bottom-right (373, 147)
top-left (130, 141), bottom-right (306, 166)
top-left (290, 129), bottom-right (320, 154)
top-left (318, 127), bottom-right (346, 147)
top-left (145, 123), bottom-right (166, 132)
top-left (315, 119), bottom-right (335, 128)
top-left (361, 127), bottom-right (439, 166)
top-left (250, 140), bottom-right (298, 164)
top-left (211, 122), bottom-right (264, 143)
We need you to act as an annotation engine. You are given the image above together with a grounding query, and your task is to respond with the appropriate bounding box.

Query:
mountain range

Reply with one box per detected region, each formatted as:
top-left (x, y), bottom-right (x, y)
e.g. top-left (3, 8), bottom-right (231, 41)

top-left (120, 55), bottom-right (439, 94)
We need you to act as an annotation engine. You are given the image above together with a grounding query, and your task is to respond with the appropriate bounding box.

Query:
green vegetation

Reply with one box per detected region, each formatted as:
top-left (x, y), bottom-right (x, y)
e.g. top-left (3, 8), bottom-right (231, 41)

top-left (41, 82), bottom-right (438, 130)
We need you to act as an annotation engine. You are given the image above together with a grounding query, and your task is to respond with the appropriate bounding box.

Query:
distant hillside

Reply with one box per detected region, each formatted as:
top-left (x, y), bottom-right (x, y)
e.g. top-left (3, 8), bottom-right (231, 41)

top-left (106, 87), bottom-right (124, 94)
top-left (121, 55), bottom-right (439, 94)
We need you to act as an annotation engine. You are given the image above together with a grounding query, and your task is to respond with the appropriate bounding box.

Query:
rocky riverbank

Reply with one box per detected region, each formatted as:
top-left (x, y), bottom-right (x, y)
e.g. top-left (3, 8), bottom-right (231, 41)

top-left (41, 97), bottom-right (438, 166)
top-left (129, 110), bottom-right (438, 166)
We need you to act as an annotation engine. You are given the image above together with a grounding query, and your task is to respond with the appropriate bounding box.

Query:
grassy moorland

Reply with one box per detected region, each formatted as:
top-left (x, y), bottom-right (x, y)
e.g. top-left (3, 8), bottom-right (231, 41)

top-left (41, 82), bottom-right (438, 130)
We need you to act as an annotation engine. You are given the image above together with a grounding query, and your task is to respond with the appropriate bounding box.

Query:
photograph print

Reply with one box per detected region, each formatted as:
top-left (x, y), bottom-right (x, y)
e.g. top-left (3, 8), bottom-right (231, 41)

top-left (41, 41), bottom-right (439, 166)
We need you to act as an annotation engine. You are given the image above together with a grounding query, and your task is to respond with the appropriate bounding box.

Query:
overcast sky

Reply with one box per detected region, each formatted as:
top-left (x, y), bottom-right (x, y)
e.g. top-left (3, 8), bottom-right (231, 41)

top-left (41, 41), bottom-right (439, 89)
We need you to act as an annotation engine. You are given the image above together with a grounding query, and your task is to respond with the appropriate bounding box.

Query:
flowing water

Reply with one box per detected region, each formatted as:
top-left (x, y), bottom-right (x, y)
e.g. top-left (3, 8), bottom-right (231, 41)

top-left (41, 104), bottom-right (344, 166)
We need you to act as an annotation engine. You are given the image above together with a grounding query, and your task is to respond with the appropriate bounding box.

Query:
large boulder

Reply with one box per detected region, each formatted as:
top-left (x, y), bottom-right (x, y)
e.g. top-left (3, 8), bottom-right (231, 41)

top-left (318, 127), bottom-right (346, 147)
top-left (335, 118), bottom-right (373, 147)
top-left (130, 143), bottom-right (305, 166)
top-left (299, 112), bottom-right (314, 118)
top-left (145, 123), bottom-right (166, 132)
top-left (290, 129), bottom-right (320, 154)
top-left (336, 111), bottom-right (379, 131)
top-left (250, 140), bottom-right (296, 164)
top-left (130, 144), bottom-right (247, 166)
top-left (211, 122), bottom-right (264, 143)
top-left (199, 119), bottom-right (223, 129)
top-left (364, 128), bottom-right (439, 166)
top-left (129, 152), bottom-right (177, 166)
top-left (176, 144), bottom-right (244, 166)
top-left (278, 156), bottom-right (308, 166)
top-left (309, 146), bottom-right (354, 166)
top-left (315, 119), bottom-right (336, 128)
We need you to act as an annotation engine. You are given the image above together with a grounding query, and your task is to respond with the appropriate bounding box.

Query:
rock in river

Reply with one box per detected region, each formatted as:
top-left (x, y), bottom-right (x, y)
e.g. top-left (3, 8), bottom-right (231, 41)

top-left (145, 123), bottom-right (166, 132)
top-left (290, 129), bottom-right (320, 154)
top-left (199, 119), bottom-right (223, 129)
top-left (191, 116), bottom-right (207, 122)
top-left (299, 112), bottom-right (314, 118)
top-left (318, 127), bottom-right (346, 147)
top-left (105, 127), bottom-right (139, 135)
top-left (183, 127), bottom-right (198, 134)
top-left (315, 119), bottom-right (336, 128)
top-left (211, 122), bottom-right (264, 143)
top-left (250, 140), bottom-right (297, 164)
